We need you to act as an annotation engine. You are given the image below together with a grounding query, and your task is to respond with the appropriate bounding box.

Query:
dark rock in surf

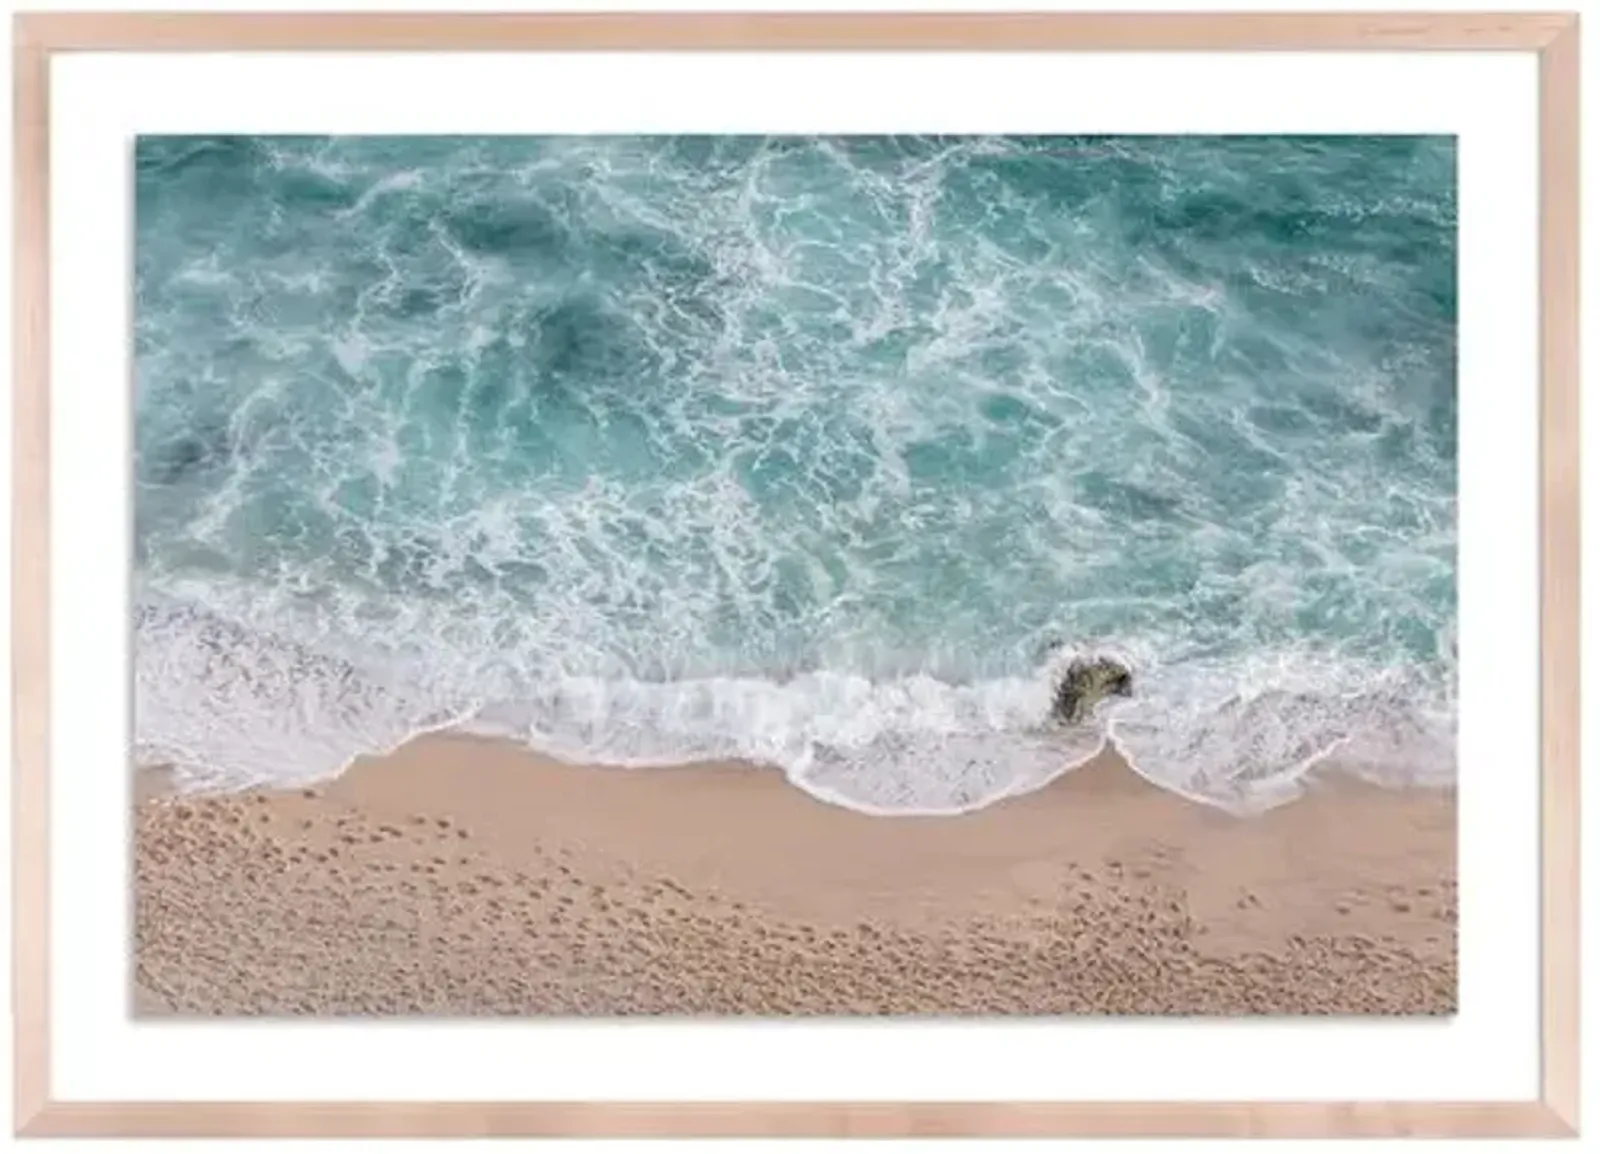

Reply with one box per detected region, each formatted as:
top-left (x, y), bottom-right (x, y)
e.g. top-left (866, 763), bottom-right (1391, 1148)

top-left (1050, 656), bottom-right (1133, 725)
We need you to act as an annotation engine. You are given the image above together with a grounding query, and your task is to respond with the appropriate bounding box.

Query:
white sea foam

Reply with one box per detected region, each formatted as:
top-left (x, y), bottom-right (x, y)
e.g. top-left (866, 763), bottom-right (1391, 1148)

top-left (136, 596), bottom-right (1453, 814)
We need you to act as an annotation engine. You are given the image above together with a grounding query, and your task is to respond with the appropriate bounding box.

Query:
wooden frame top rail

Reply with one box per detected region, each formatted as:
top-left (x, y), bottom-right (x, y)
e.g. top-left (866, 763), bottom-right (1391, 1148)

top-left (12, 11), bottom-right (1581, 52)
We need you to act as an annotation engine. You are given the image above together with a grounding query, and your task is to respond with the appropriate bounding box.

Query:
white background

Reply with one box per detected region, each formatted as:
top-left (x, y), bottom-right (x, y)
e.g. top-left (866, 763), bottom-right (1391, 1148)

top-left (4, 0), bottom-right (1596, 1150)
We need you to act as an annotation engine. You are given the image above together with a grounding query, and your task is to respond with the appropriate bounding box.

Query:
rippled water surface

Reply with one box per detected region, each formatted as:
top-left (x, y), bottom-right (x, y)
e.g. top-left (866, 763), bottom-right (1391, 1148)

top-left (135, 135), bottom-right (1457, 811)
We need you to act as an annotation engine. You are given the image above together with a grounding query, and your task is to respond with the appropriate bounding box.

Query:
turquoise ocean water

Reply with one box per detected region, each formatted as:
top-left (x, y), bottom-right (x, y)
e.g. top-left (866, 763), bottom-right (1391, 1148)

top-left (134, 136), bottom-right (1457, 813)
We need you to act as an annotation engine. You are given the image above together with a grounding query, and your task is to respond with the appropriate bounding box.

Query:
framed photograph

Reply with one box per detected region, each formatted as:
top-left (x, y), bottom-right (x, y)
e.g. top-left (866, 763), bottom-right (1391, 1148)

top-left (11, 8), bottom-right (1579, 1139)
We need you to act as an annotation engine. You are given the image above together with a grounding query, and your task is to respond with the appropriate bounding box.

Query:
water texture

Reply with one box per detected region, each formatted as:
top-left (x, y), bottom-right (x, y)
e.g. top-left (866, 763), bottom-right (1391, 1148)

top-left (134, 135), bottom-right (1457, 812)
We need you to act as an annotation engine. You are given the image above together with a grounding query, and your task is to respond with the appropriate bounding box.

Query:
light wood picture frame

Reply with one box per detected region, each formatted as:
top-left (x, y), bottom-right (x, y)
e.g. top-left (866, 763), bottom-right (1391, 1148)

top-left (11, 9), bottom-right (1580, 1139)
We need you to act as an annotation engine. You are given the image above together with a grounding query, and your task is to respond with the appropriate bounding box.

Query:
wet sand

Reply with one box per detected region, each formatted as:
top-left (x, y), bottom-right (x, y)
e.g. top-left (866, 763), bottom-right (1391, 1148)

top-left (134, 735), bottom-right (1455, 1016)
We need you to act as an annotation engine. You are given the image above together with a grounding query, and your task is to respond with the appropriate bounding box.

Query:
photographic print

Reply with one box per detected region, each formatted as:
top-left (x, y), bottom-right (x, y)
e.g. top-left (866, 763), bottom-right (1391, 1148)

top-left (132, 134), bottom-right (1457, 1017)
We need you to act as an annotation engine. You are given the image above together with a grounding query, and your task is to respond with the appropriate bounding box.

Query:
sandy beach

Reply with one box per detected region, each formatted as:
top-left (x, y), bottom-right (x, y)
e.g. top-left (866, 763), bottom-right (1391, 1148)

top-left (134, 736), bottom-right (1455, 1016)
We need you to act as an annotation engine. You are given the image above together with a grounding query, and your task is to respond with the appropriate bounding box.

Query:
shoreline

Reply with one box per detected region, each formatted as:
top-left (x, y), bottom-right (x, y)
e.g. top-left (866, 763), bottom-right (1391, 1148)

top-left (135, 594), bottom-right (1457, 813)
top-left (135, 732), bottom-right (1456, 1016)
